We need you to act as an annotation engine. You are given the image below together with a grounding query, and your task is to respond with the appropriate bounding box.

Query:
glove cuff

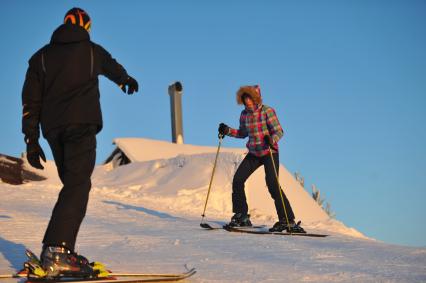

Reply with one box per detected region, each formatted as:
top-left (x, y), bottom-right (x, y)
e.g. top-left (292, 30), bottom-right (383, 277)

top-left (24, 135), bottom-right (39, 145)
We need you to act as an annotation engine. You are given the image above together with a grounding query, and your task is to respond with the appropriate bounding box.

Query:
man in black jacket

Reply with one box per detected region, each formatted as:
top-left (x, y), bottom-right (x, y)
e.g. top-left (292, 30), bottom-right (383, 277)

top-left (22, 8), bottom-right (138, 278)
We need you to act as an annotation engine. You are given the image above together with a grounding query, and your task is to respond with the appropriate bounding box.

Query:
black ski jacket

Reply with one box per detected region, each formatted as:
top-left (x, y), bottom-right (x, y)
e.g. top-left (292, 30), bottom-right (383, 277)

top-left (22, 24), bottom-right (130, 140)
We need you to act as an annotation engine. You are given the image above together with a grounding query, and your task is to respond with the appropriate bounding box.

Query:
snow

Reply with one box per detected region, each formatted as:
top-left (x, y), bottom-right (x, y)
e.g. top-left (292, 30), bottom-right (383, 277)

top-left (110, 138), bottom-right (332, 226)
top-left (0, 138), bottom-right (425, 282)
top-left (113, 138), bottom-right (246, 162)
top-left (0, 157), bottom-right (18, 165)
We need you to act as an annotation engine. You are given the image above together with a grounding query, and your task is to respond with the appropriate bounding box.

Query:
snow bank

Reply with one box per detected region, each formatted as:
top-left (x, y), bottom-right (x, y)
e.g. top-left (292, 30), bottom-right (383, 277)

top-left (2, 138), bottom-right (425, 282)
top-left (96, 138), bottom-right (362, 238)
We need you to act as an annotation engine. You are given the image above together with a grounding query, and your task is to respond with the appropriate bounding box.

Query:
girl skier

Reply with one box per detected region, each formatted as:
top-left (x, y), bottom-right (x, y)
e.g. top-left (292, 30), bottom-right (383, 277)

top-left (218, 85), bottom-right (305, 233)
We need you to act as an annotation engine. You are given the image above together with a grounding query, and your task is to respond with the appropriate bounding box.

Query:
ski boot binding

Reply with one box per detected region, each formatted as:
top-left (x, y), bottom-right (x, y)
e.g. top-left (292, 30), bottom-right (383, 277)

top-left (269, 220), bottom-right (306, 233)
top-left (39, 246), bottom-right (99, 279)
top-left (225, 213), bottom-right (252, 228)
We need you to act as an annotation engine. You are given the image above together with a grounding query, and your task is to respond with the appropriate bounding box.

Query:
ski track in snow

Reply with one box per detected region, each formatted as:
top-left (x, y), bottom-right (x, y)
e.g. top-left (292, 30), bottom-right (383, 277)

top-left (1, 182), bottom-right (425, 283)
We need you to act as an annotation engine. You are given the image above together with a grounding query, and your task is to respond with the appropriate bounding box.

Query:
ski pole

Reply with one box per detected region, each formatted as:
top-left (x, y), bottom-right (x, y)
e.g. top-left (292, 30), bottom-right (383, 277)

top-left (268, 146), bottom-right (292, 232)
top-left (200, 133), bottom-right (224, 226)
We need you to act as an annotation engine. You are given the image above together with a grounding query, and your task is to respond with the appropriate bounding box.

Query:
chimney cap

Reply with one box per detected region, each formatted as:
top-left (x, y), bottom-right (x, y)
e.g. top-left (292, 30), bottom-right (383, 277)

top-left (174, 81), bottom-right (183, 92)
top-left (168, 81), bottom-right (183, 95)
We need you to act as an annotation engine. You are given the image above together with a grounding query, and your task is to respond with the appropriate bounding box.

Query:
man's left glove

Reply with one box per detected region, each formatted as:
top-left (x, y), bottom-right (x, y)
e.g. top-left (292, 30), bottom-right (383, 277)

top-left (25, 138), bottom-right (46, 170)
top-left (120, 76), bottom-right (139, 95)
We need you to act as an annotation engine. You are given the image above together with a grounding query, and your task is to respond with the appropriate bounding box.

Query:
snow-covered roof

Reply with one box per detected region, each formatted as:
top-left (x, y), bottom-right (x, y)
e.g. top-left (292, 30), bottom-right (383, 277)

top-left (113, 137), bottom-right (246, 162)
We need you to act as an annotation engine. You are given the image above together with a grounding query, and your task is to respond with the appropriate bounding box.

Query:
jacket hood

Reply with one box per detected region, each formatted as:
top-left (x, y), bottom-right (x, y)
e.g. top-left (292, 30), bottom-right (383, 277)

top-left (51, 24), bottom-right (90, 44)
top-left (236, 85), bottom-right (262, 105)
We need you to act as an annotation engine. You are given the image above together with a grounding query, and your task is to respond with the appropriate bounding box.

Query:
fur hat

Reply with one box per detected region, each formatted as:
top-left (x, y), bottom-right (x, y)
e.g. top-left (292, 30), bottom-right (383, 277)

top-left (236, 85), bottom-right (262, 105)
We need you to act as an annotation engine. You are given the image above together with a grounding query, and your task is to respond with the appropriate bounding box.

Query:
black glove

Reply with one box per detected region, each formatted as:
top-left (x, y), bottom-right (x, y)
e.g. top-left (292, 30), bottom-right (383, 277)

top-left (218, 123), bottom-right (230, 135)
top-left (120, 76), bottom-right (139, 95)
top-left (25, 138), bottom-right (46, 170)
top-left (264, 135), bottom-right (274, 147)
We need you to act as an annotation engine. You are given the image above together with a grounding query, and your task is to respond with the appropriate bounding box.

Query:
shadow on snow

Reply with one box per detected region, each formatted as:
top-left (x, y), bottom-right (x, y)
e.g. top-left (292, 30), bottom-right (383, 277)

top-left (0, 236), bottom-right (28, 271)
top-left (103, 201), bottom-right (183, 221)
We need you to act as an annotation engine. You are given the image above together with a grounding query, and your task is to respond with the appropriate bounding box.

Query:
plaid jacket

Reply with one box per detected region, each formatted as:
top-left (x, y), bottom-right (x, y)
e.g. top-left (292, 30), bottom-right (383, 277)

top-left (227, 104), bottom-right (284, 157)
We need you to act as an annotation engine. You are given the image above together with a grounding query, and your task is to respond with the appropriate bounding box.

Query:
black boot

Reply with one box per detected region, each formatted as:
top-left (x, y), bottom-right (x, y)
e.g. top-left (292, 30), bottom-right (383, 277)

top-left (227, 213), bottom-right (252, 227)
top-left (40, 246), bottom-right (96, 279)
top-left (269, 220), bottom-right (306, 233)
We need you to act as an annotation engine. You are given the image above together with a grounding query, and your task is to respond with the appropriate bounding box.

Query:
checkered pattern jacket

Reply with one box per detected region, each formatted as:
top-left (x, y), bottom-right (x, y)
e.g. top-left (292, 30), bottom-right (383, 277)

top-left (227, 104), bottom-right (284, 157)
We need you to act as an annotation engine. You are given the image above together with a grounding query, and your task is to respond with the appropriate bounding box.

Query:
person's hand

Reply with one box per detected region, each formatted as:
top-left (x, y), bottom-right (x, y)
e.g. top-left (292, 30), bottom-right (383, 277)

top-left (218, 123), bottom-right (230, 135)
top-left (264, 135), bottom-right (274, 147)
top-left (120, 76), bottom-right (139, 95)
top-left (26, 138), bottom-right (46, 170)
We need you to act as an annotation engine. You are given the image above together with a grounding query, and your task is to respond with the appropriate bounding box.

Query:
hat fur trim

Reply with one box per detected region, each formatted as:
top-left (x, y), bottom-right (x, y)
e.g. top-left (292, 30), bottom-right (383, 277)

top-left (236, 85), bottom-right (262, 105)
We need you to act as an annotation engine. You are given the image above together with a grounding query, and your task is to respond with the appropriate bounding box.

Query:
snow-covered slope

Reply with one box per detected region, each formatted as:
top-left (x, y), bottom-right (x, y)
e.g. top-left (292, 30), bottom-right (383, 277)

top-left (1, 138), bottom-right (425, 282)
top-left (111, 138), bottom-right (332, 225)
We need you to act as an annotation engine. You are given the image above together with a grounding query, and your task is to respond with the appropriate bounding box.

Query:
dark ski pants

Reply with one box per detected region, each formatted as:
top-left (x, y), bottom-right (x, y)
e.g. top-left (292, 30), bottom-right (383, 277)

top-left (232, 152), bottom-right (295, 222)
top-left (43, 124), bottom-right (97, 252)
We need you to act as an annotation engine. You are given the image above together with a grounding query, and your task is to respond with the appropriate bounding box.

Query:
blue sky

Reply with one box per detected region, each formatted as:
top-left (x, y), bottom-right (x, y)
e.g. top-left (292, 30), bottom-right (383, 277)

top-left (1, 1), bottom-right (425, 247)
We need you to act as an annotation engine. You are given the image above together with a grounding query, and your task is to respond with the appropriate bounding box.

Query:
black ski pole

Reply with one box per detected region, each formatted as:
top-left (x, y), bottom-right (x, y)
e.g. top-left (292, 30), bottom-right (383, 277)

top-left (200, 133), bottom-right (224, 228)
top-left (268, 146), bottom-right (292, 233)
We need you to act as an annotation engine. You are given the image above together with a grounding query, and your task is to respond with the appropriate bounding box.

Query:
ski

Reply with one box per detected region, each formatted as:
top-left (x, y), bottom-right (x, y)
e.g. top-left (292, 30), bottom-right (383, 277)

top-left (223, 225), bottom-right (328, 237)
top-left (200, 221), bottom-right (265, 230)
top-left (0, 268), bottom-right (196, 280)
top-left (105, 267), bottom-right (196, 278)
top-left (0, 270), bottom-right (28, 279)
top-left (0, 249), bottom-right (196, 282)
top-left (23, 268), bottom-right (196, 283)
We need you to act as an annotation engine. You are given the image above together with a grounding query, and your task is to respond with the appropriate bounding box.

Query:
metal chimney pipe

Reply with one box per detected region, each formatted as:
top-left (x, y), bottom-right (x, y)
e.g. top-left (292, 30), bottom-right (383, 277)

top-left (168, 81), bottom-right (184, 144)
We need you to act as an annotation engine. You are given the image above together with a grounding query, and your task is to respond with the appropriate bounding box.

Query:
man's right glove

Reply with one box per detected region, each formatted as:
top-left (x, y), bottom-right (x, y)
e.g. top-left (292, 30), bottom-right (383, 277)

top-left (120, 76), bottom-right (139, 95)
top-left (218, 123), bottom-right (230, 135)
top-left (25, 138), bottom-right (46, 170)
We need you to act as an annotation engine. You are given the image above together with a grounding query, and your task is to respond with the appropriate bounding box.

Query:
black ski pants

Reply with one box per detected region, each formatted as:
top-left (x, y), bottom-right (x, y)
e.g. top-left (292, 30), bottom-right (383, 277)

top-left (232, 152), bottom-right (295, 222)
top-left (43, 124), bottom-right (97, 252)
